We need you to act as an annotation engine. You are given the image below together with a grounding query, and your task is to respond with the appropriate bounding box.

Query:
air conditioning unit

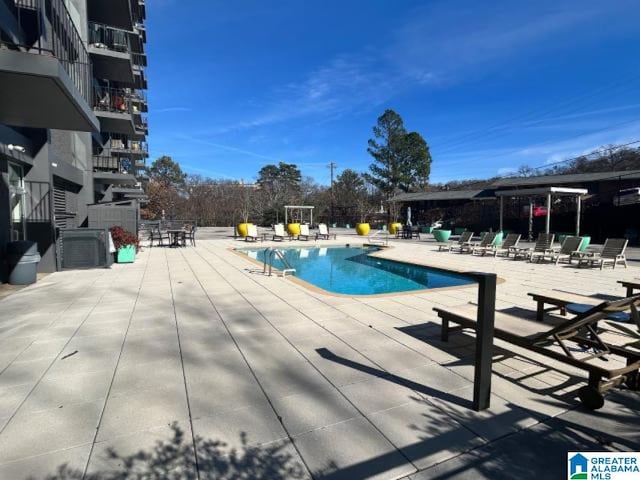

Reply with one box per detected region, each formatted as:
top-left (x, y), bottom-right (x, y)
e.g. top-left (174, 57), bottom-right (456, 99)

top-left (56, 228), bottom-right (113, 270)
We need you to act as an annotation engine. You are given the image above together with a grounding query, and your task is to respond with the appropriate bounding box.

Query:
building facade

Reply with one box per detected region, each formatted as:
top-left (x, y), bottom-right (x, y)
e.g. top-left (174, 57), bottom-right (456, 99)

top-left (0, 0), bottom-right (148, 278)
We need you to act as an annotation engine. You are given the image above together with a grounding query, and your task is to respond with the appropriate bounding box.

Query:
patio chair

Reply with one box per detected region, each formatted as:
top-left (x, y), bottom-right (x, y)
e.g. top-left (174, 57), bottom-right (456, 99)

top-left (466, 232), bottom-right (498, 255)
top-left (433, 295), bottom-right (640, 409)
top-left (245, 224), bottom-right (259, 242)
top-left (273, 224), bottom-right (287, 241)
top-left (437, 231), bottom-right (473, 252)
top-left (577, 238), bottom-right (628, 270)
top-left (511, 233), bottom-right (554, 260)
top-left (150, 227), bottom-right (169, 247)
top-left (298, 224), bottom-right (311, 241)
top-left (489, 233), bottom-right (521, 257)
top-left (316, 223), bottom-right (335, 240)
top-left (531, 235), bottom-right (582, 264)
top-left (184, 225), bottom-right (197, 246)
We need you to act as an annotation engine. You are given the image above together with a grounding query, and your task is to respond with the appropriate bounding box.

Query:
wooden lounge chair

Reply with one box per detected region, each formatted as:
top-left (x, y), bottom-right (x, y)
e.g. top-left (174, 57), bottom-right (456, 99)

top-left (531, 235), bottom-right (582, 264)
top-left (489, 233), bottom-right (521, 257)
top-left (433, 296), bottom-right (640, 409)
top-left (315, 223), bottom-right (335, 240)
top-left (298, 224), bottom-right (311, 241)
top-left (273, 224), bottom-right (287, 241)
top-left (437, 231), bottom-right (473, 252)
top-left (577, 238), bottom-right (628, 269)
top-left (245, 224), bottom-right (260, 242)
top-left (467, 232), bottom-right (497, 255)
top-left (511, 233), bottom-right (554, 260)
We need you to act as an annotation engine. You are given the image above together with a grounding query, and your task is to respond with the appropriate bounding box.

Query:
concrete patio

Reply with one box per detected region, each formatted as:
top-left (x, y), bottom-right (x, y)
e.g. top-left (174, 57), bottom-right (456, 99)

top-left (0, 230), bottom-right (638, 479)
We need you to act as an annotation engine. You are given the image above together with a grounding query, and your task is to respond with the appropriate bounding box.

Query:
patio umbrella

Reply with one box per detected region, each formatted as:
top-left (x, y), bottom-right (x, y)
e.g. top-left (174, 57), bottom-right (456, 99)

top-left (407, 206), bottom-right (412, 226)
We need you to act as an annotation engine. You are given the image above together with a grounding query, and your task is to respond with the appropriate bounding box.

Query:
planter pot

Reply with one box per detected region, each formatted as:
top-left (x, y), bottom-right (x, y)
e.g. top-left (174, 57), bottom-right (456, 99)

top-left (237, 222), bottom-right (252, 237)
top-left (579, 236), bottom-right (591, 251)
top-left (493, 231), bottom-right (504, 246)
top-left (422, 226), bottom-right (434, 234)
top-left (287, 223), bottom-right (301, 236)
top-left (116, 245), bottom-right (136, 263)
top-left (355, 223), bottom-right (370, 236)
top-left (433, 230), bottom-right (452, 243)
top-left (388, 222), bottom-right (402, 235)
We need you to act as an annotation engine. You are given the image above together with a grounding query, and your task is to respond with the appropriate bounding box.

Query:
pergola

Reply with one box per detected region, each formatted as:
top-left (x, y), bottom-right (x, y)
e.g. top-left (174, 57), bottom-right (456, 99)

top-left (284, 205), bottom-right (314, 225)
top-left (495, 187), bottom-right (588, 240)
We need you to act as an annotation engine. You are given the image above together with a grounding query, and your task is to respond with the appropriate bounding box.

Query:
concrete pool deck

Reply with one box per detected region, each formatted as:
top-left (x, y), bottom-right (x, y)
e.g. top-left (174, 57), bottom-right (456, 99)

top-left (0, 229), bottom-right (638, 479)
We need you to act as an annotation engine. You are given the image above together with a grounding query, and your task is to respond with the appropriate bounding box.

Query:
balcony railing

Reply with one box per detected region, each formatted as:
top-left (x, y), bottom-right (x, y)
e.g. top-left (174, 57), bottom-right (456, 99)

top-left (93, 155), bottom-right (132, 174)
top-left (8, 0), bottom-right (92, 104)
top-left (107, 134), bottom-right (148, 155)
top-left (88, 22), bottom-right (130, 54)
top-left (131, 52), bottom-right (146, 67)
top-left (135, 116), bottom-right (148, 132)
top-left (93, 86), bottom-right (132, 114)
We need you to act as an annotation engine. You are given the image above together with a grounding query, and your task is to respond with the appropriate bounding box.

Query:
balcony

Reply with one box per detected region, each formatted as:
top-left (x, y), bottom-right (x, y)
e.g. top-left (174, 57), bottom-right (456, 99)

top-left (92, 155), bottom-right (137, 186)
top-left (0, 0), bottom-right (98, 131)
top-left (88, 22), bottom-right (134, 83)
top-left (93, 86), bottom-right (136, 135)
top-left (87, 0), bottom-right (133, 31)
top-left (105, 134), bottom-right (148, 157)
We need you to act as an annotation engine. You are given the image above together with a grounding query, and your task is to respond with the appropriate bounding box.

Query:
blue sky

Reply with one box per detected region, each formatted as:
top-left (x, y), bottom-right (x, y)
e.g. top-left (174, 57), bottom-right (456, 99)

top-left (146, 0), bottom-right (640, 184)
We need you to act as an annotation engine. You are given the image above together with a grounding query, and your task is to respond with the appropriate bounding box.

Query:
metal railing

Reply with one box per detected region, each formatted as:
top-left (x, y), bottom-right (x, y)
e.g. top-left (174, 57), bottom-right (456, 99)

top-left (262, 248), bottom-right (296, 277)
top-left (88, 22), bottom-right (130, 53)
top-left (93, 86), bottom-right (132, 114)
top-left (107, 134), bottom-right (148, 154)
top-left (9, 0), bottom-right (92, 104)
top-left (93, 155), bottom-right (132, 174)
top-left (131, 52), bottom-right (146, 67)
top-left (135, 116), bottom-right (148, 132)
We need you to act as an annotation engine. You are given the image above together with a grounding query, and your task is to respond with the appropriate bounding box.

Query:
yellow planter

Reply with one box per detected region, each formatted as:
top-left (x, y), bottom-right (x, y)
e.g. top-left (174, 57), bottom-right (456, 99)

top-left (287, 223), bottom-right (301, 236)
top-left (356, 223), bottom-right (370, 236)
top-left (237, 222), bottom-right (252, 237)
top-left (389, 222), bottom-right (402, 235)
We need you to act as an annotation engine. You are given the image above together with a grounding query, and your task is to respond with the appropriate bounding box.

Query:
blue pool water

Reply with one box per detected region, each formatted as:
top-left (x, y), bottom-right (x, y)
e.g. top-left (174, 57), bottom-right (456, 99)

top-left (240, 246), bottom-right (474, 295)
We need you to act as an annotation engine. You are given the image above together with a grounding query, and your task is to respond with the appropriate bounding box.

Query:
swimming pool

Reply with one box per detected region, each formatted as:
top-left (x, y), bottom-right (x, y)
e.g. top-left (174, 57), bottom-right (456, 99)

top-left (239, 246), bottom-right (474, 295)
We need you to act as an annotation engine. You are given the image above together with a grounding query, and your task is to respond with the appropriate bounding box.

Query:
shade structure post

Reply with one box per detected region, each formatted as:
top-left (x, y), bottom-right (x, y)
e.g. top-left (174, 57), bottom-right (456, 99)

top-left (470, 272), bottom-right (496, 411)
top-left (499, 196), bottom-right (504, 232)
top-left (545, 193), bottom-right (551, 234)
top-left (576, 196), bottom-right (581, 236)
top-left (528, 198), bottom-right (533, 242)
top-left (285, 207), bottom-right (288, 225)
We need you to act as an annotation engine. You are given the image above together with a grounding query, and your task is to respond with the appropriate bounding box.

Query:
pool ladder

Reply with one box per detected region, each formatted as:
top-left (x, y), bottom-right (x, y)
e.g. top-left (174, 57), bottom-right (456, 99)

top-left (263, 248), bottom-right (296, 277)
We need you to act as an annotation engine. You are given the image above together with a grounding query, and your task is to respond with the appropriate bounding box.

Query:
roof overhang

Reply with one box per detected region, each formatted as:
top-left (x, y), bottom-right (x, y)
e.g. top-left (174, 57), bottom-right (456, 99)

top-left (87, 0), bottom-right (133, 31)
top-left (0, 50), bottom-right (99, 132)
top-left (88, 47), bottom-right (134, 84)
top-left (495, 187), bottom-right (588, 197)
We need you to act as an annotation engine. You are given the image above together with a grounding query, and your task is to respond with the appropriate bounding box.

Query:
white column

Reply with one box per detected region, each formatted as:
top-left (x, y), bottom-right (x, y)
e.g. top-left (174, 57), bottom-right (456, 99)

top-left (545, 193), bottom-right (552, 234)
top-left (576, 196), bottom-right (581, 236)
top-left (499, 196), bottom-right (504, 232)
top-left (528, 198), bottom-right (534, 242)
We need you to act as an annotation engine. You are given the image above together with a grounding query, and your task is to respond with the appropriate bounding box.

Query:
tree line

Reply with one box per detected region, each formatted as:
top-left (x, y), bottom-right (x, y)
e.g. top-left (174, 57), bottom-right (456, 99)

top-left (142, 109), bottom-right (433, 226)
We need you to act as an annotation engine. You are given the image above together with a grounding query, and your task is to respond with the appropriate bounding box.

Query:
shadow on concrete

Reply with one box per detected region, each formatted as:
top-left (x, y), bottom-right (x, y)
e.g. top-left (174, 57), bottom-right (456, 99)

top-left (32, 423), bottom-right (309, 480)
top-left (315, 347), bottom-right (471, 408)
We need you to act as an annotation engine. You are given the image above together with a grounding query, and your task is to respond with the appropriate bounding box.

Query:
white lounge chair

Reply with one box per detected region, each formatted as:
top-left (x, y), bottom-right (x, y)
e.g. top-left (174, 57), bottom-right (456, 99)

top-left (489, 233), bottom-right (521, 257)
top-left (533, 236), bottom-right (582, 265)
top-left (578, 238), bottom-right (628, 269)
top-left (511, 233), bottom-right (554, 260)
top-left (298, 224), bottom-right (311, 241)
top-left (316, 223), bottom-right (334, 240)
top-left (467, 232), bottom-right (497, 255)
top-left (245, 224), bottom-right (260, 242)
top-left (439, 231), bottom-right (473, 252)
top-left (273, 224), bottom-right (287, 241)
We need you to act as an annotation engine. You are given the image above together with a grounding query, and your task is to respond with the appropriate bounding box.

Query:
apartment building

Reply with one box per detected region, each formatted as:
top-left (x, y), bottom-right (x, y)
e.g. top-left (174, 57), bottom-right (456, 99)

top-left (0, 0), bottom-right (148, 276)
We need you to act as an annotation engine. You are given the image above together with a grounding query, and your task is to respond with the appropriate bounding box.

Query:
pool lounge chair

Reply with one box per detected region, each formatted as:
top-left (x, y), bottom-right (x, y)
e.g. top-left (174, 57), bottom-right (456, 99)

top-left (530, 235), bottom-right (582, 264)
top-left (437, 231), bottom-right (473, 252)
top-left (298, 224), bottom-right (311, 241)
top-left (511, 233), bottom-right (554, 260)
top-left (488, 233), bottom-right (521, 257)
top-left (245, 224), bottom-right (260, 242)
top-left (433, 295), bottom-right (640, 409)
top-left (577, 238), bottom-right (628, 270)
top-left (273, 224), bottom-right (287, 241)
top-left (528, 289), bottom-right (640, 332)
top-left (467, 232), bottom-right (498, 255)
top-left (316, 223), bottom-right (335, 240)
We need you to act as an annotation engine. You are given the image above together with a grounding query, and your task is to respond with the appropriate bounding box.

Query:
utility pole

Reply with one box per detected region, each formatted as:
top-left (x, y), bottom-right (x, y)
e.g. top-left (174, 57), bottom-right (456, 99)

top-left (329, 162), bottom-right (336, 227)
